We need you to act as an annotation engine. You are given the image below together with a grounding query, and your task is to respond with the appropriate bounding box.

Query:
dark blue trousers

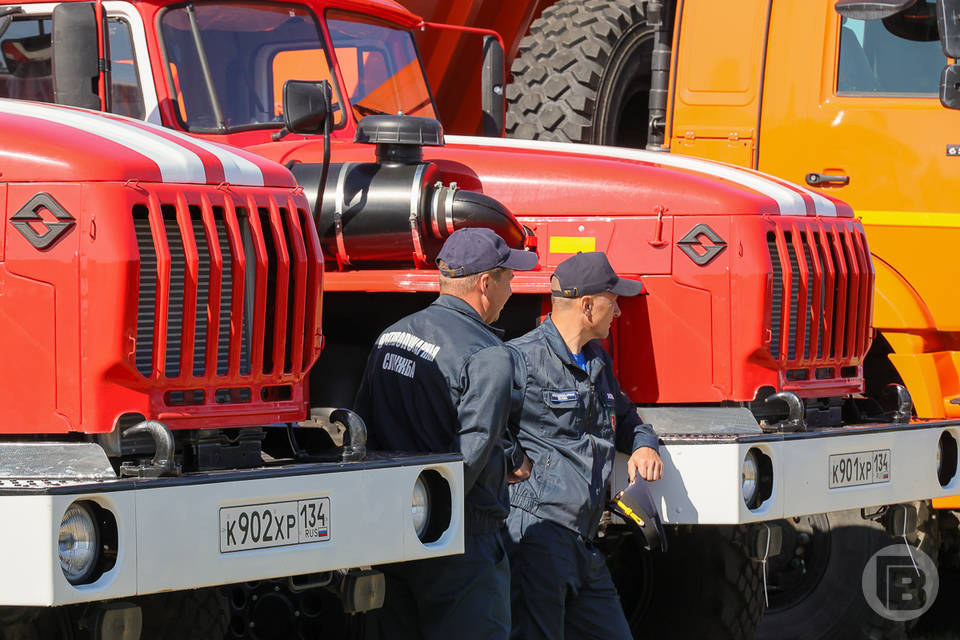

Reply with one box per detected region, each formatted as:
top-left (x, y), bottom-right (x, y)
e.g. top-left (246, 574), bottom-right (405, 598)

top-left (505, 510), bottom-right (633, 640)
top-left (366, 532), bottom-right (510, 640)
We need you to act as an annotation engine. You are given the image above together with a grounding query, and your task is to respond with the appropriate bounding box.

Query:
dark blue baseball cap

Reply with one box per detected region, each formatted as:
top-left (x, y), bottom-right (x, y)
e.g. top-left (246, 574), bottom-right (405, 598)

top-left (436, 228), bottom-right (538, 277)
top-left (552, 252), bottom-right (645, 297)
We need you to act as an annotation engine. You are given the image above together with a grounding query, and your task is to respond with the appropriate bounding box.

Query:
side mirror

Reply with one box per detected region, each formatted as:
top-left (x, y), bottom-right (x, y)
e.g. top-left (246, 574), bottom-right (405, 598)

top-left (834, 0), bottom-right (917, 20)
top-left (481, 35), bottom-right (504, 137)
top-left (282, 79), bottom-right (331, 134)
top-left (937, 0), bottom-right (960, 58)
top-left (52, 2), bottom-right (107, 110)
top-left (941, 64), bottom-right (960, 108)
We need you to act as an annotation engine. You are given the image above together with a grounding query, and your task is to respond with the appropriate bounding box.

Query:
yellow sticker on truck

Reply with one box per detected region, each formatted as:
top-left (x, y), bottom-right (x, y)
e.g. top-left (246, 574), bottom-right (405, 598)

top-left (550, 236), bottom-right (596, 254)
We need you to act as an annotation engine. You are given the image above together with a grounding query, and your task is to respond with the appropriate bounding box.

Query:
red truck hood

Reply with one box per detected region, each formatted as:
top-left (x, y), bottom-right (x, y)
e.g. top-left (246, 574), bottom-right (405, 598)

top-left (258, 134), bottom-right (852, 217)
top-left (0, 100), bottom-right (296, 187)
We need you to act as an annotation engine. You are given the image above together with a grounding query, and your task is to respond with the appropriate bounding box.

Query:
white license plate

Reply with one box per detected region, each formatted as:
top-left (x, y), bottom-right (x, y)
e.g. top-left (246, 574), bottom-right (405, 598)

top-left (828, 449), bottom-right (891, 489)
top-left (219, 497), bottom-right (330, 553)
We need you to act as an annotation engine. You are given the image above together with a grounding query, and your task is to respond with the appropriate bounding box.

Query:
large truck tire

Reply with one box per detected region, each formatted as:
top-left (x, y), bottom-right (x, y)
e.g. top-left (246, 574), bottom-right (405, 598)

top-left (755, 508), bottom-right (928, 640)
top-left (605, 525), bottom-right (764, 640)
top-left (505, 0), bottom-right (654, 147)
top-left (137, 588), bottom-right (229, 640)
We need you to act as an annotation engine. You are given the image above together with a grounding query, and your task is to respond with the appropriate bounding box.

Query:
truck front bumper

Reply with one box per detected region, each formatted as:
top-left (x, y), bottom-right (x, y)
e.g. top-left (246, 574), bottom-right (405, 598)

top-left (0, 453), bottom-right (463, 606)
top-left (611, 420), bottom-right (960, 524)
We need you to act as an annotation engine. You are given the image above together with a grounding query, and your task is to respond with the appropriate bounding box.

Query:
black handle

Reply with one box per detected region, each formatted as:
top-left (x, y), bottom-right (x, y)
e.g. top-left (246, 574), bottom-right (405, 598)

top-left (805, 172), bottom-right (850, 186)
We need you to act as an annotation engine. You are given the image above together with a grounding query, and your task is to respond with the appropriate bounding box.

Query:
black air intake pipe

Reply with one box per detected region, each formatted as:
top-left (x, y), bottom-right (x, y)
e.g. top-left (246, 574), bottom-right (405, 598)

top-left (291, 115), bottom-right (525, 268)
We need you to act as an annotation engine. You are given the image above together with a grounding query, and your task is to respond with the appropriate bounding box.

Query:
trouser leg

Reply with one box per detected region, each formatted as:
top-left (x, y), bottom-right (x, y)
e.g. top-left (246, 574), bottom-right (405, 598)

top-left (364, 563), bottom-right (424, 640)
top-left (368, 532), bottom-right (510, 640)
top-left (563, 540), bottom-right (633, 640)
top-left (507, 514), bottom-right (578, 640)
top-left (420, 532), bottom-right (511, 640)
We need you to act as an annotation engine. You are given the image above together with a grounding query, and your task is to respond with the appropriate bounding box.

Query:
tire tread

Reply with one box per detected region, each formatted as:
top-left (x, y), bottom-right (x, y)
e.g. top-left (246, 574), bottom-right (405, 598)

top-left (506, 0), bottom-right (647, 142)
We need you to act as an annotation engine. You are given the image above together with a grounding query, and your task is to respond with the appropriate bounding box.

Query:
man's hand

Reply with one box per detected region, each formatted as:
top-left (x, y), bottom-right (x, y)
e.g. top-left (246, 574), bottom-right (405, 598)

top-left (507, 455), bottom-right (532, 484)
top-left (628, 447), bottom-right (663, 482)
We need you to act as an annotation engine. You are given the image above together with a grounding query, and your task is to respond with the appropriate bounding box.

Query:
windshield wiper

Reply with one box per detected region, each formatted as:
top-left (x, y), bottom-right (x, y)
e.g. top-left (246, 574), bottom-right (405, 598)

top-left (185, 3), bottom-right (227, 132)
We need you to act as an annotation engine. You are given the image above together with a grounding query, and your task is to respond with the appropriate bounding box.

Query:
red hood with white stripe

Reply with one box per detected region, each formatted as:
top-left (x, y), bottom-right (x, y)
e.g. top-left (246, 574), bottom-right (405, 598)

top-left (0, 100), bottom-right (296, 188)
top-left (441, 136), bottom-right (855, 218)
top-left (263, 134), bottom-right (854, 218)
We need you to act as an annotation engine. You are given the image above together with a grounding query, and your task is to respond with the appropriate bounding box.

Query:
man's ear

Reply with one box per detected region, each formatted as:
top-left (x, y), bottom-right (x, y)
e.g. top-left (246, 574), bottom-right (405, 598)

top-left (477, 272), bottom-right (491, 296)
top-left (580, 295), bottom-right (593, 318)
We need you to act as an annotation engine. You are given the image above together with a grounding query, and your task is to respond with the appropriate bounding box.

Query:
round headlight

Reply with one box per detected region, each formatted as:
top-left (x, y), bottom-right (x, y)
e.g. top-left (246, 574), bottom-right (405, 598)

top-left (59, 501), bottom-right (100, 585)
top-left (412, 475), bottom-right (431, 537)
top-left (742, 450), bottom-right (759, 507)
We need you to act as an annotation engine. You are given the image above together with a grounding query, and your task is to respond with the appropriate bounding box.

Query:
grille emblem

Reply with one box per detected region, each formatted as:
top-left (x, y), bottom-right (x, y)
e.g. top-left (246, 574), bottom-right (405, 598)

top-left (678, 223), bottom-right (726, 266)
top-left (11, 193), bottom-right (76, 250)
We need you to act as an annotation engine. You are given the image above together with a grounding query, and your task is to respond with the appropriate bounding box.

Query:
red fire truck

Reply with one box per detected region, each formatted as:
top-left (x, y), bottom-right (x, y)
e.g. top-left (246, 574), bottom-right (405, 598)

top-left (0, 70), bottom-right (463, 640)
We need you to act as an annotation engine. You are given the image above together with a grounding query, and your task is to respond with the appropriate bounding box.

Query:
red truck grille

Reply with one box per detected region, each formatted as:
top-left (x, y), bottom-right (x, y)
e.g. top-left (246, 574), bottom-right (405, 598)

top-left (133, 187), bottom-right (321, 387)
top-left (767, 221), bottom-right (873, 366)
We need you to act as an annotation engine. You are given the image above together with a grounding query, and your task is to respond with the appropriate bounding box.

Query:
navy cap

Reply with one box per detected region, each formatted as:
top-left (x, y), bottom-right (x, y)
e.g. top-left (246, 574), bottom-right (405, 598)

top-left (436, 228), bottom-right (538, 277)
top-left (552, 252), bottom-right (645, 297)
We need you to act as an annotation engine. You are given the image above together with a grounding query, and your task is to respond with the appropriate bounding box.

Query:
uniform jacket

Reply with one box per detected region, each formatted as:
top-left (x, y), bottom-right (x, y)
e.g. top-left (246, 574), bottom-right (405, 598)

top-left (355, 294), bottom-right (514, 534)
top-left (506, 316), bottom-right (659, 539)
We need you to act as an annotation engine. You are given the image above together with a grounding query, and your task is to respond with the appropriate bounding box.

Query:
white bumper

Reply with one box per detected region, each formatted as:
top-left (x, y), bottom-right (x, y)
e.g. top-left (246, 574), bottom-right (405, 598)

top-left (0, 455), bottom-right (463, 606)
top-left (611, 422), bottom-right (960, 525)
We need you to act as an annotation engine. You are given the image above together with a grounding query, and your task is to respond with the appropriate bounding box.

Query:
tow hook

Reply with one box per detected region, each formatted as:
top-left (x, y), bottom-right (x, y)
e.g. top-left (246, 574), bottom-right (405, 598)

top-left (763, 391), bottom-right (806, 432)
top-left (883, 383), bottom-right (913, 424)
top-left (334, 409), bottom-right (367, 462)
top-left (119, 420), bottom-right (181, 477)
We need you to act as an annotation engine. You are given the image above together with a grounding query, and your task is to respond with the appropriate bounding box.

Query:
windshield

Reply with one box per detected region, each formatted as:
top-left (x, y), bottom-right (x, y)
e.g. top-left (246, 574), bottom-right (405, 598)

top-left (159, 2), bottom-right (435, 132)
top-left (326, 11), bottom-right (436, 120)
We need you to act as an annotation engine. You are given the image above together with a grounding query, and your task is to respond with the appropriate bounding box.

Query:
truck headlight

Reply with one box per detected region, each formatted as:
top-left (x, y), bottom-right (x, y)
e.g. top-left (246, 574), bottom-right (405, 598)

top-left (742, 450), bottom-right (759, 506)
top-left (412, 474), bottom-right (431, 538)
top-left (59, 501), bottom-right (100, 585)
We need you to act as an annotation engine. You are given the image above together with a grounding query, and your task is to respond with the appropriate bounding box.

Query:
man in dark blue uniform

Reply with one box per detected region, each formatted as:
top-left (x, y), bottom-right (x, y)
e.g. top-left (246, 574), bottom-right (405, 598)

top-left (355, 227), bottom-right (537, 640)
top-left (505, 251), bottom-right (663, 640)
